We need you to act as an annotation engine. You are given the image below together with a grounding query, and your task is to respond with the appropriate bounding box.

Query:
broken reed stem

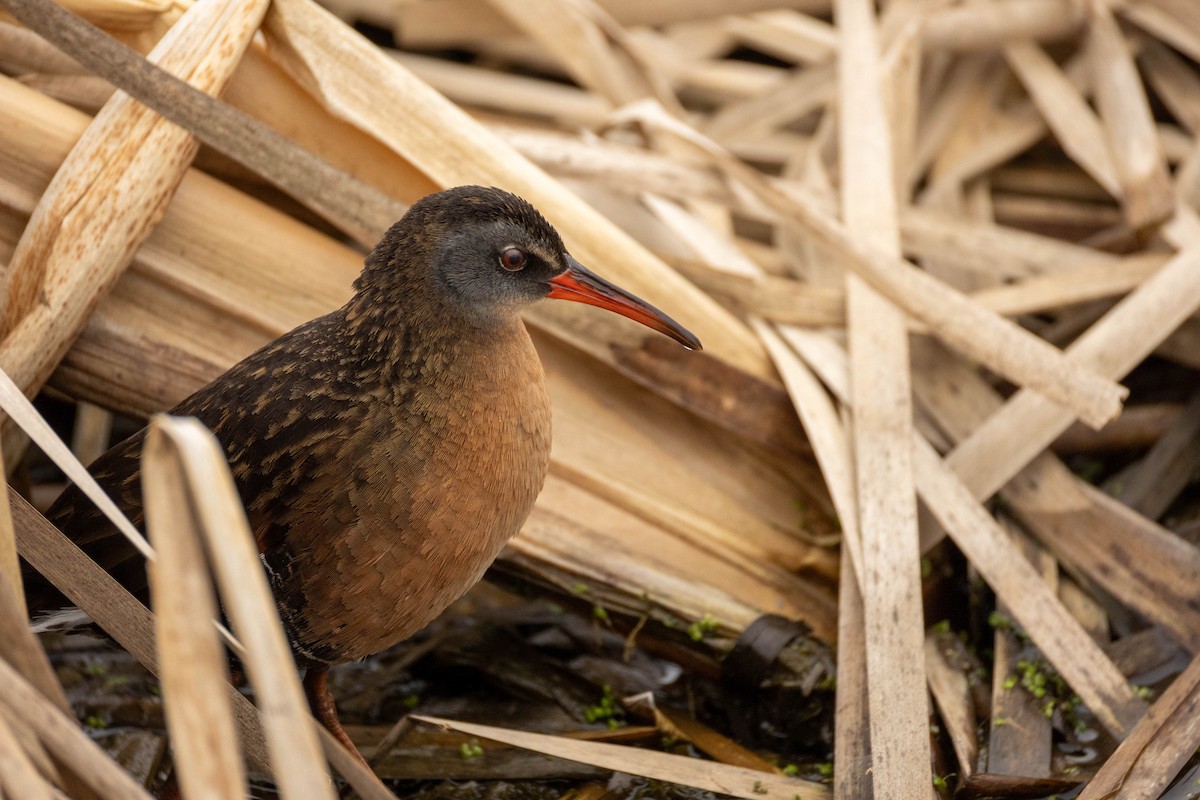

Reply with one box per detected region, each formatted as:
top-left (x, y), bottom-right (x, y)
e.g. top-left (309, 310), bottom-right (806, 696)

top-left (1077, 653), bottom-right (1200, 800)
top-left (143, 420), bottom-right (248, 800)
top-left (612, 101), bottom-right (1128, 429)
top-left (947, 243), bottom-right (1200, 501)
top-left (0, 707), bottom-right (56, 800)
top-left (911, 438), bottom-right (1144, 738)
top-left (836, 2), bottom-right (929, 797)
top-left (262, 0), bottom-right (771, 378)
top-left (146, 417), bottom-right (335, 800)
top-left (0, 0), bottom-right (269, 432)
top-left (0, 366), bottom-right (150, 560)
top-left (9, 487), bottom-right (397, 800)
top-left (0, 432), bottom-right (22, 614)
top-left (0, 0), bottom-right (405, 247)
top-left (0, 656), bottom-right (155, 800)
top-left (411, 716), bottom-right (827, 800)
top-left (1088, 0), bottom-right (1174, 229)
top-left (0, 567), bottom-right (72, 715)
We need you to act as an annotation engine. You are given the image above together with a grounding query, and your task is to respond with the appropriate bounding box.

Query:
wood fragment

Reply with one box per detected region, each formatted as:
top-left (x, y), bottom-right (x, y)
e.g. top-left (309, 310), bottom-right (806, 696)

top-left (638, 703), bottom-right (783, 774)
top-left (0, 709), bottom-right (55, 800)
top-left (913, 438), bottom-right (1145, 739)
top-left (394, 0), bottom-right (833, 49)
top-left (411, 716), bottom-right (829, 800)
top-left (900, 205), bottom-right (1122, 278)
top-left (911, 54), bottom-right (996, 188)
top-left (0, 433), bottom-right (20, 611)
top-left (836, 1), bottom-right (930, 796)
top-left (946, 243), bottom-right (1200, 501)
top-left (0, 0), bottom-right (408, 246)
top-left (1139, 38), bottom-right (1200, 136)
top-left (702, 62), bottom-right (835, 144)
top-left (48, 0), bottom-right (171, 30)
top-left (1004, 40), bottom-right (1121, 197)
top-left (959, 773), bottom-right (1083, 799)
top-left (992, 192), bottom-right (1123, 232)
top-left (832, 556), bottom-right (872, 800)
top-left (921, 0), bottom-right (1085, 52)
top-left (261, 0), bottom-right (771, 378)
top-left (681, 263), bottom-right (844, 327)
top-left (1105, 627), bottom-right (1187, 681)
top-left (0, 0), bottom-right (270, 412)
top-left (913, 341), bottom-right (1200, 651)
top-left (1078, 653), bottom-right (1200, 800)
top-left (395, 52), bottom-right (610, 128)
top-left (880, 18), bottom-right (923, 205)
top-left (620, 103), bottom-right (1129, 428)
top-left (0, 19), bottom-right (81, 74)
top-left (345, 723), bottom-right (607, 781)
top-left (756, 321), bottom-right (860, 574)
top-left (69, 401), bottom-right (111, 467)
top-left (481, 0), bottom-right (675, 111)
top-left (1110, 389), bottom-right (1200, 520)
top-left (0, 657), bottom-right (153, 800)
top-left (925, 68), bottom-right (1050, 190)
top-left (989, 618), bottom-right (1053, 776)
top-left (1089, 0), bottom-right (1175, 228)
top-left (925, 631), bottom-right (979, 783)
top-left (722, 11), bottom-right (837, 65)
top-left (1118, 0), bottom-right (1200, 65)
top-left (967, 254), bottom-right (1163, 319)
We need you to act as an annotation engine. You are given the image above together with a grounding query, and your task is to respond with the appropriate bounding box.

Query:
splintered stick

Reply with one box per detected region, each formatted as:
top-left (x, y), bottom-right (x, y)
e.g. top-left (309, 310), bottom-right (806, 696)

top-left (836, 1), bottom-right (930, 798)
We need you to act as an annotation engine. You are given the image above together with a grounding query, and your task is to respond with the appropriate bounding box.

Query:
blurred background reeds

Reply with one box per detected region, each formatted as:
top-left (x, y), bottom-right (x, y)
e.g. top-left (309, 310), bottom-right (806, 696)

top-left (2, 0), bottom-right (1200, 797)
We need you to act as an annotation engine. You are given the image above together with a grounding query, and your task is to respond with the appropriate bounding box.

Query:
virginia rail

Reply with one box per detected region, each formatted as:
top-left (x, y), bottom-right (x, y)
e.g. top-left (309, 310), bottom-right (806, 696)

top-left (30, 186), bottom-right (700, 763)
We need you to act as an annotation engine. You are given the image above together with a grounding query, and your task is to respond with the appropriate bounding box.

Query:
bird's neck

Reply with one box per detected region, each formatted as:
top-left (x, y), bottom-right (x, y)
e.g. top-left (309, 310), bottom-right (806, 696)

top-left (338, 285), bottom-right (526, 380)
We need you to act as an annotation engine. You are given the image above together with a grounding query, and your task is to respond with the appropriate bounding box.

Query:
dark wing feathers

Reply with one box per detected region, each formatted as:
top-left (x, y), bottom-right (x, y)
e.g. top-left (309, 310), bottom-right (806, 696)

top-left (26, 310), bottom-right (368, 613)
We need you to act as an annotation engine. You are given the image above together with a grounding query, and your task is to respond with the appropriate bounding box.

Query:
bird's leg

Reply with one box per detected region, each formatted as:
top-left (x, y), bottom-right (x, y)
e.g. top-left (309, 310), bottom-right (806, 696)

top-left (303, 666), bottom-right (369, 768)
top-left (154, 768), bottom-right (181, 800)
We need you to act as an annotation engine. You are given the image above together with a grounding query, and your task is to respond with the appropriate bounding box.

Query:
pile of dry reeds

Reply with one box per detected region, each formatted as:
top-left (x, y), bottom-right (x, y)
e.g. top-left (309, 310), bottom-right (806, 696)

top-left (2, 0), bottom-right (1200, 797)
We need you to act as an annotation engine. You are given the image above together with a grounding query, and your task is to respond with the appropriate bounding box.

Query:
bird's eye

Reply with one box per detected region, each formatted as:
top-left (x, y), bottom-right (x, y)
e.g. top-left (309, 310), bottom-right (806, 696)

top-left (499, 247), bottom-right (527, 271)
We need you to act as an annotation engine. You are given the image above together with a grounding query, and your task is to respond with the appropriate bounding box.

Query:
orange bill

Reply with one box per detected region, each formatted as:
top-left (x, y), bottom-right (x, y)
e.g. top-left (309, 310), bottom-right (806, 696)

top-left (547, 255), bottom-right (702, 350)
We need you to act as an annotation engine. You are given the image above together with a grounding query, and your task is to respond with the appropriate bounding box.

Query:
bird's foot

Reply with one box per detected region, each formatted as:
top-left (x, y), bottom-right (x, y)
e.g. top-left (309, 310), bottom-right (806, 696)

top-left (303, 666), bottom-right (371, 769)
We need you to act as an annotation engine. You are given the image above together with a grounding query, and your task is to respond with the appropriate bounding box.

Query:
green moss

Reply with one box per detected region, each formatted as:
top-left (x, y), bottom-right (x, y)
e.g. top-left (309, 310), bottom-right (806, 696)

top-left (687, 613), bottom-right (719, 642)
top-left (987, 611), bottom-right (1014, 632)
top-left (583, 685), bottom-right (625, 729)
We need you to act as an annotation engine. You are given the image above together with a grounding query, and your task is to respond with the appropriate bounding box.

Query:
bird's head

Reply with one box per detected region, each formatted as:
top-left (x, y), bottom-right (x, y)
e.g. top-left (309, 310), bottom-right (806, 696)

top-left (358, 186), bottom-right (701, 350)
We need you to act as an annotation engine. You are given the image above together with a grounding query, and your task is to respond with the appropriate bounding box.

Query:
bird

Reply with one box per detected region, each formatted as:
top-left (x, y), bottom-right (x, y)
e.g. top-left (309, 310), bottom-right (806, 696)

top-left (27, 185), bottom-right (700, 764)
